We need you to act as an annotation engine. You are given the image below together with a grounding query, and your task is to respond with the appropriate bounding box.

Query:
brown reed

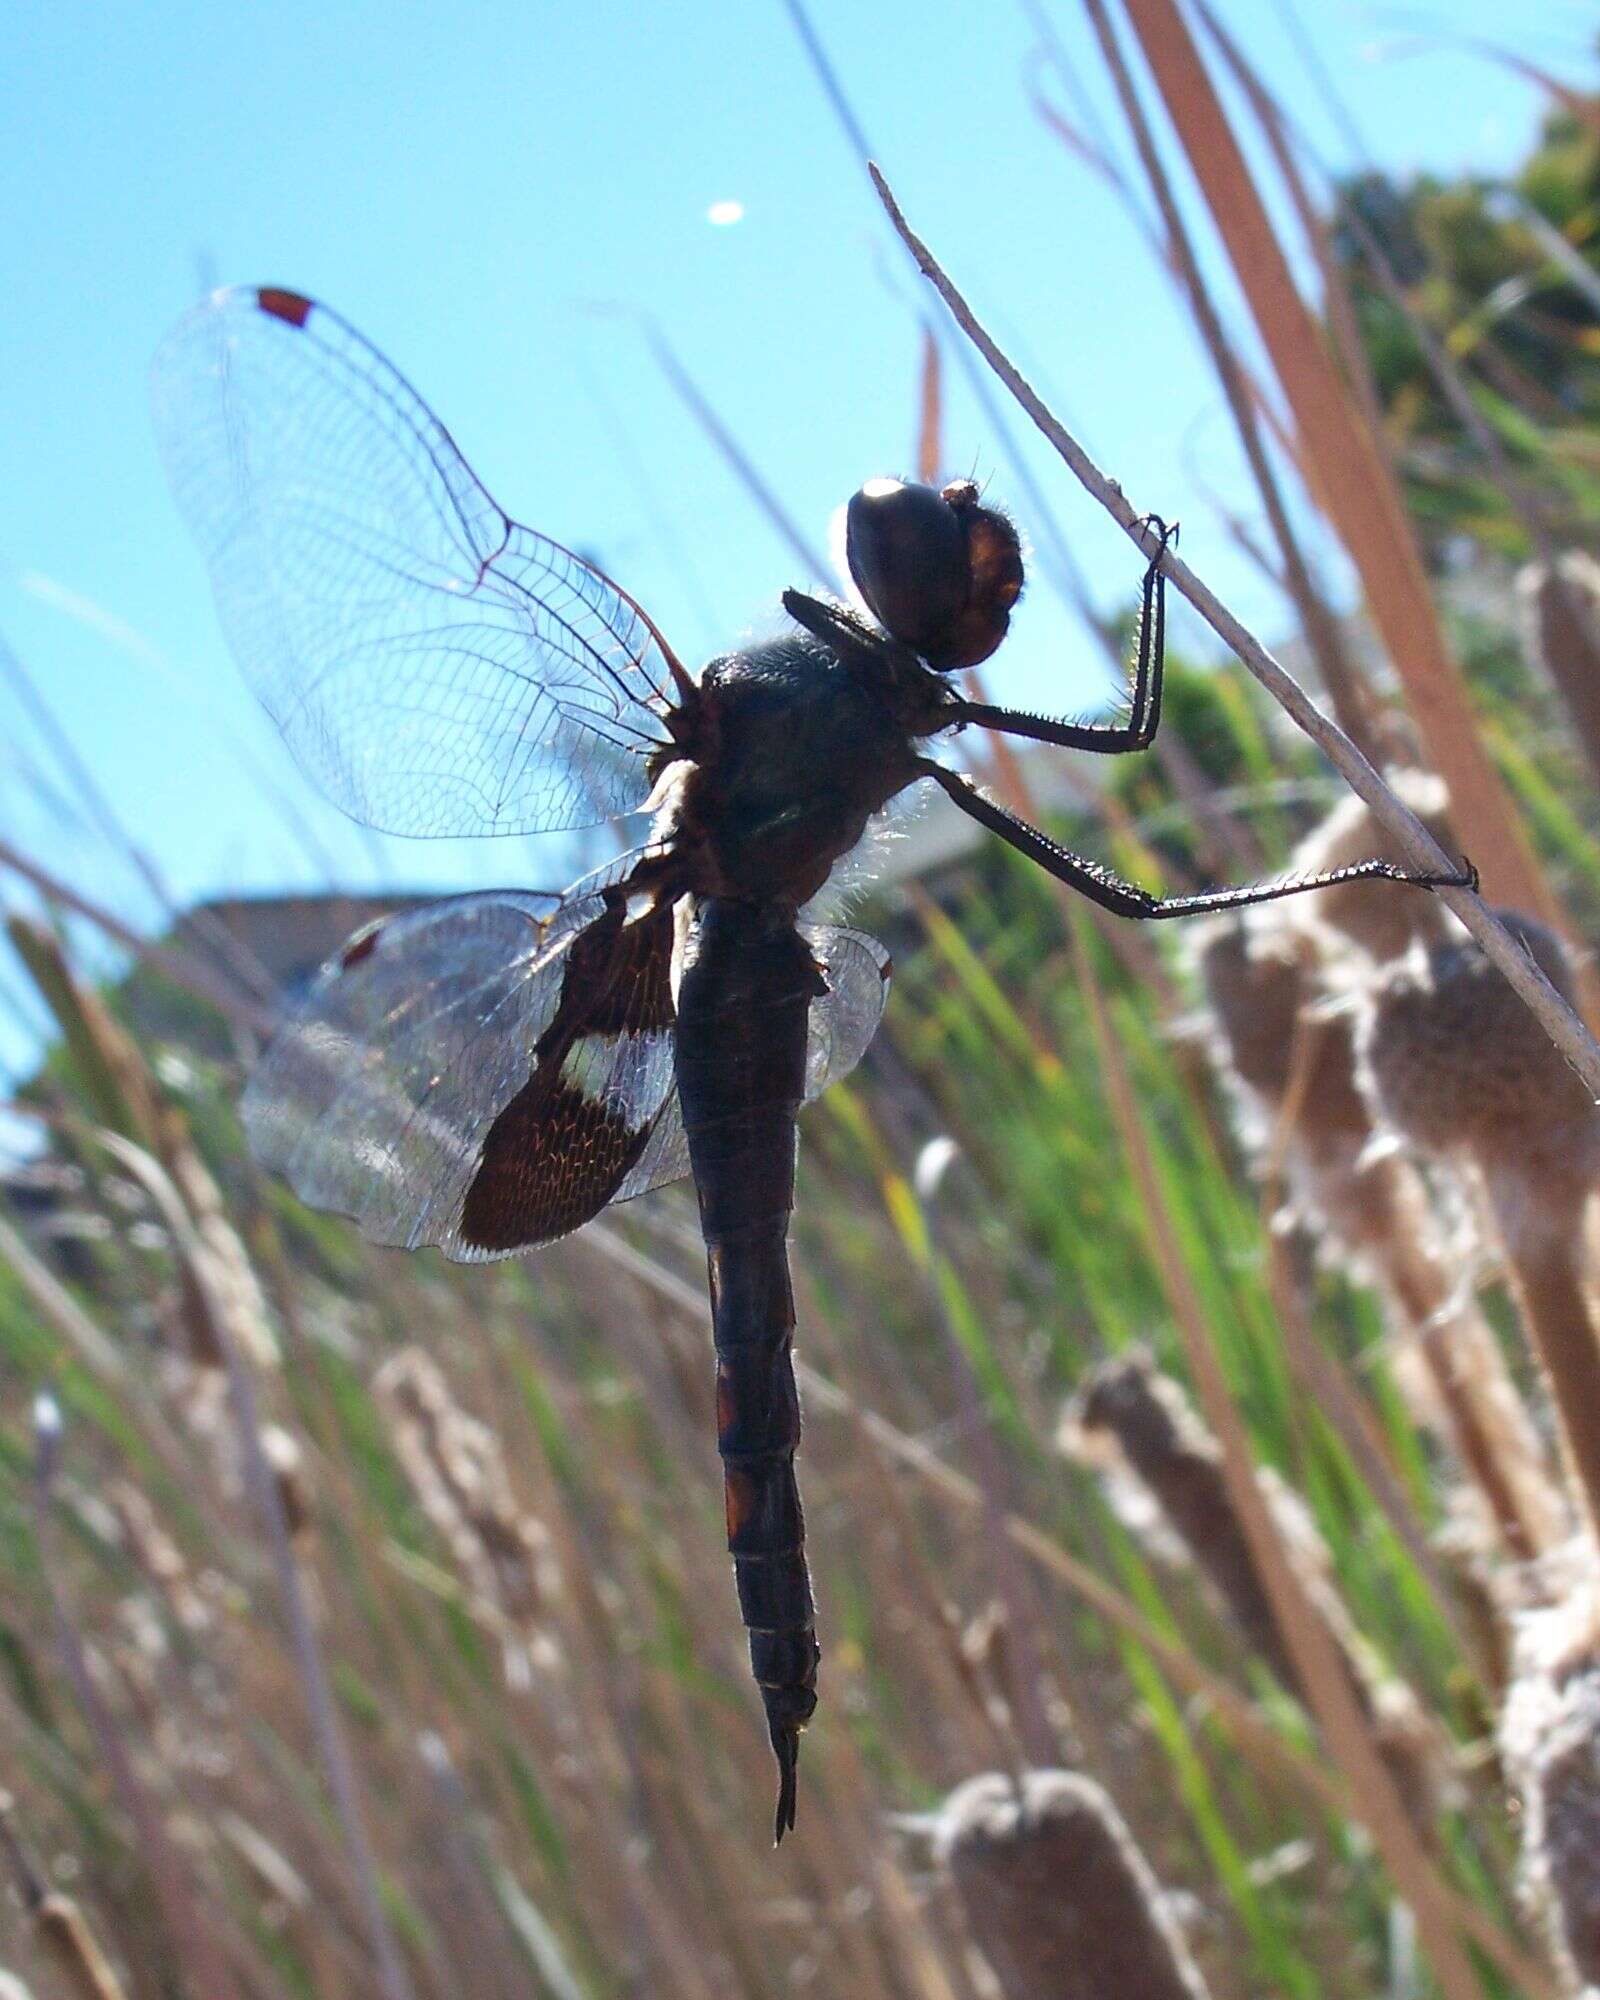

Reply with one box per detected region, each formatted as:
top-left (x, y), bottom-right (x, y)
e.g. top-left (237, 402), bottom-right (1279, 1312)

top-left (1361, 912), bottom-right (1600, 1539)
top-left (933, 1769), bottom-right (1211, 1999)
top-left (1502, 1578), bottom-right (1600, 1991)
top-left (869, 160), bottom-right (1600, 1108)
top-left (0, 1796), bottom-right (129, 2000)
top-left (374, 1347), bottom-right (564, 1684)
top-left (1190, 792), bottom-right (1566, 1563)
top-left (1065, 1348), bottom-right (1445, 1825)
top-left (1111, 0), bottom-right (1554, 926)
top-left (1516, 554), bottom-right (1600, 796)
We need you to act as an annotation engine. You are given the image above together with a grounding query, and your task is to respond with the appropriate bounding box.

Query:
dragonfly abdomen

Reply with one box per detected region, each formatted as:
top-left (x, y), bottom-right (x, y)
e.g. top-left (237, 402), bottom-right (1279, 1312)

top-left (674, 897), bottom-right (826, 1843)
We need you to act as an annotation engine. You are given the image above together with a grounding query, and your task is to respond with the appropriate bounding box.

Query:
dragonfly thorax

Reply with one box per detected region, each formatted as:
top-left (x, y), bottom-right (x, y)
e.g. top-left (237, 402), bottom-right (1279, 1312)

top-left (672, 629), bottom-right (936, 905)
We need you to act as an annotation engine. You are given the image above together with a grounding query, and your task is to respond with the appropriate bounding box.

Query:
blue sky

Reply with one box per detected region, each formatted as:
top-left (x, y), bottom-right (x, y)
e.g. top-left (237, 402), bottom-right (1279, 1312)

top-left (0, 0), bottom-right (1591, 1061)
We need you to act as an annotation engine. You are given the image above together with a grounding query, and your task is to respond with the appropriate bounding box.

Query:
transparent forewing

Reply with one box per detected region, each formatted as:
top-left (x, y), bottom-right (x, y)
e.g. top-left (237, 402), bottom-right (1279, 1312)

top-left (609, 920), bottom-right (892, 1206)
top-left (243, 890), bottom-right (677, 1260)
top-left (152, 287), bottom-right (680, 838)
top-left (800, 923), bottom-right (892, 1099)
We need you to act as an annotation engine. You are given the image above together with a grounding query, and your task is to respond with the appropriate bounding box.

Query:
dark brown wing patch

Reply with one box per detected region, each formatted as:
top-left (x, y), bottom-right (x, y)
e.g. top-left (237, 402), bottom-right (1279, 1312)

top-left (460, 899), bottom-right (677, 1251)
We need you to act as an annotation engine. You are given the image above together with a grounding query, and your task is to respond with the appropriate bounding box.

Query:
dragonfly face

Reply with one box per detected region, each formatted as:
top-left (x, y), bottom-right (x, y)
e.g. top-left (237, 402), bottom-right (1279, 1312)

top-left (153, 286), bottom-right (1467, 1845)
top-left (845, 475), bottom-right (1024, 670)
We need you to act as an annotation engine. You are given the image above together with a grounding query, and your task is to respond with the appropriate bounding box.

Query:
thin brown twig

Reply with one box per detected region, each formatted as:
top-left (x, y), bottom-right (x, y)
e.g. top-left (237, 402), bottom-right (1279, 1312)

top-left (867, 162), bottom-right (1600, 1104)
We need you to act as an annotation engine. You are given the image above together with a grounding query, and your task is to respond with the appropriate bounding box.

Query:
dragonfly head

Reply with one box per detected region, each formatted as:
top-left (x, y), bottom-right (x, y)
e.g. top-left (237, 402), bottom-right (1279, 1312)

top-left (845, 477), bottom-right (1024, 672)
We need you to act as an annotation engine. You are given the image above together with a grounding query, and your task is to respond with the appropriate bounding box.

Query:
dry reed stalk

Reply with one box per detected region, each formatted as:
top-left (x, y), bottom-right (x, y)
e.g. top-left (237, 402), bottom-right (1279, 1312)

top-left (10, 915), bottom-right (280, 1370)
top-left (6, 918), bottom-right (164, 1149)
top-left (107, 1479), bottom-right (212, 1635)
top-left (374, 1348), bottom-right (564, 1687)
top-left (787, 0), bottom-right (1258, 893)
top-left (0, 836), bottom-right (276, 1035)
top-left (0, 1797), bottom-right (129, 2000)
top-left (1190, 2), bottom-right (1393, 456)
top-left (1107, 0), bottom-right (1558, 928)
top-left (1063, 916), bottom-right (1493, 2000)
top-left (1502, 1577), bottom-right (1600, 1991)
top-left (933, 1770), bottom-right (1211, 1999)
top-left (633, 311), bottom-right (828, 578)
top-left (98, 1136), bottom-right (421, 2000)
top-left (1077, 0), bottom-right (1389, 761)
top-left (1362, 914), bottom-right (1600, 1542)
top-left (867, 165), bottom-right (1600, 1106)
top-left (583, 1222), bottom-right (1559, 1997)
top-left (1518, 555), bottom-right (1600, 796)
top-left (1190, 809), bottom-right (1567, 1564)
top-left (1066, 1349), bottom-right (1446, 1823)
top-left (29, 1408), bottom-right (249, 2000)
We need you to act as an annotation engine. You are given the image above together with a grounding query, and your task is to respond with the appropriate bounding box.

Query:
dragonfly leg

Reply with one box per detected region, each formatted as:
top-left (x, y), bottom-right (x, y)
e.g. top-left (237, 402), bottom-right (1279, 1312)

top-left (920, 762), bottom-right (1477, 918)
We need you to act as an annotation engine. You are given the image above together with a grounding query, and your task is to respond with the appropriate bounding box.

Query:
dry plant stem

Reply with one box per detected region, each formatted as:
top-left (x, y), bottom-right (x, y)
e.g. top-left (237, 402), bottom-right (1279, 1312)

top-left (1261, 1233), bottom-right (1490, 1678)
top-left (869, 164), bottom-right (1600, 1103)
top-left (31, 1898), bottom-right (129, 2000)
top-left (1369, 1155), bottom-right (1567, 1560)
top-left (583, 1224), bottom-right (1557, 2000)
top-left (0, 640), bottom-right (280, 1009)
top-left (920, 1226), bottom-right (1062, 1765)
top-left (1522, 561), bottom-right (1600, 800)
top-left (1513, 195), bottom-right (1600, 310)
top-left (1104, 0), bottom-right (1556, 927)
top-left (1192, 0), bottom-right (1393, 453)
top-left (1062, 925), bottom-right (1490, 2000)
top-left (1493, 1185), bottom-right (1600, 1541)
top-left (99, 1134), bottom-right (421, 2000)
top-left (0, 1801), bottom-right (130, 2000)
top-left (1265, 1011), bottom-right (1563, 1564)
top-left (33, 1448), bottom-right (246, 2000)
top-left (1078, 0), bottom-right (1386, 759)
top-left (784, 0), bottom-right (1253, 878)
top-left (639, 316), bottom-right (828, 580)
top-left (0, 1211), bottom-right (205, 1500)
top-left (0, 835), bottom-right (276, 1035)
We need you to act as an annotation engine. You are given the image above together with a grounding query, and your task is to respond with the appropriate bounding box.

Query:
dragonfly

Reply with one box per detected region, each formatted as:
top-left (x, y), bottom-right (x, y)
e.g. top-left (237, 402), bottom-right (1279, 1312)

top-left (152, 287), bottom-right (1472, 1842)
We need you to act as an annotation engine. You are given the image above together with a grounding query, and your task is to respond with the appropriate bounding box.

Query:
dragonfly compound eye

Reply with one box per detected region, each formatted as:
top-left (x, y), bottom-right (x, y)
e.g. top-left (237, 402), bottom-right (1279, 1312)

top-left (845, 478), bottom-right (1024, 672)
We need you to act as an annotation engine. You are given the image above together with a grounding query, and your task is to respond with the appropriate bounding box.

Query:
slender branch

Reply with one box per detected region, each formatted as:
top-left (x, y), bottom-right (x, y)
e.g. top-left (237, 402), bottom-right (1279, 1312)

top-left (868, 162), bottom-right (1600, 1103)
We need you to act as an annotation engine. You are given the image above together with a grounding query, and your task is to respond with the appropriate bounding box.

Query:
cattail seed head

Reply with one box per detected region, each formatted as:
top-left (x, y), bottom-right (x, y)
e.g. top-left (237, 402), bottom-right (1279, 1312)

top-left (1189, 916), bottom-right (1309, 1106)
top-left (1516, 553), bottom-right (1600, 790)
top-left (1360, 913), bottom-right (1594, 1171)
top-left (1065, 1350), bottom-right (1446, 1823)
top-left (1284, 770), bottom-right (1458, 963)
top-left (1064, 1351), bottom-right (1321, 1689)
top-left (1503, 1579), bottom-right (1600, 1991)
top-left (934, 1770), bottom-right (1211, 2000)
